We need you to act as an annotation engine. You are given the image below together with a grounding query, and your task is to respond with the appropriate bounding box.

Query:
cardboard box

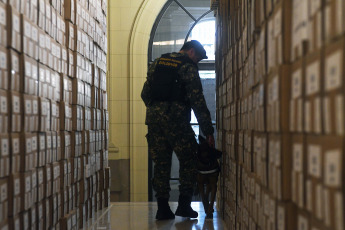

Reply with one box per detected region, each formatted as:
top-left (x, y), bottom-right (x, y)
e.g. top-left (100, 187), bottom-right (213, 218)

top-left (38, 29), bottom-right (48, 65)
top-left (51, 131), bottom-right (57, 162)
top-left (307, 0), bottom-right (322, 54)
top-left (304, 51), bottom-right (322, 134)
top-left (290, 59), bottom-right (305, 133)
top-left (60, 102), bottom-right (72, 131)
top-left (9, 91), bottom-right (21, 132)
top-left (51, 100), bottom-right (60, 131)
top-left (21, 55), bottom-right (38, 96)
top-left (0, 134), bottom-right (9, 177)
top-left (67, 49), bottom-right (74, 78)
top-left (66, 21), bottom-right (75, 52)
top-left (45, 132), bottom-right (53, 164)
top-left (64, 0), bottom-right (75, 23)
top-left (324, 0), bottom-right (345, 43)
top-left (38, 64), bottom-right (47, 97)
top-left (266, 65), bottom-right (290, 132)
top-left (290, 0), bottom-right (309, 62)
top-left (60, 131), bottom-right (71, 159)
top-left (0, 3), bottom-right (7, 48)
top-left (291, 135), bottom-right (306, 209)
top-left (57, 14), bottom-right (65, 46)
top-left (9, 49), bottom-right (21, 92)
top-left (267, 0), bottom-right (292, 73)
top-left (38, 97), bottom-right (50, 131)
top-left (50, 7), bottom-right (57, 41)
top-left (29, 0), bottom-right (38, 24)
top-left (44, 0), bottom-right (51, 35)
top-left (37, 133), bottom-right (46, 167)
top-left (43, 164), bottom-right (52, 198)
top-left (72, 105), bottom-right (83, 131)
top-left (268, 133), bottom-right (292, 200)
top-left (7, 5), bottom-right (21, 52)
top-left (0, 178), bottom-right (8, 223)
top-left (21, 15), bottom-right (39, 60)
top-left (0, 47), bottom-right (8, 91)
top-left (52, 162), bottom-right (60, 194)
top-left (0, 90), bottom-right (8, 133)
top-left (323, 38), bottom-right (344, 135)
top-left (71, 78), bottom-right (84, 106)
top-left (38, 0), bottom-right (45, 29)
top-left (22, 94), bottom-right (37, 132)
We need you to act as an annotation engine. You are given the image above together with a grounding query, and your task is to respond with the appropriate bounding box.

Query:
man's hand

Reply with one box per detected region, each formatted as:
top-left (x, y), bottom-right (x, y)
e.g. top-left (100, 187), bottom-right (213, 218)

top-left (206, 135), bottom-right (215, 148)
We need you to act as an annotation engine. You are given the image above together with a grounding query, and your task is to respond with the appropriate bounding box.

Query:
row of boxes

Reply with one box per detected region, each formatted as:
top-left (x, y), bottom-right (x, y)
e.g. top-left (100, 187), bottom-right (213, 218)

top-left (216, 0), bottom-right (345, 229)
top-left (0, 180), bottom-right (110, 229)
top-left (0, 83), bottom-right (107, 133)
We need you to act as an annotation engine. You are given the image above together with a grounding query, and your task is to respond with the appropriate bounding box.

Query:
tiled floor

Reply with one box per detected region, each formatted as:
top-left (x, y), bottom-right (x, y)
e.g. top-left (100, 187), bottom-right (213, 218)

top-left (87, 202), bottom-right (227, 230)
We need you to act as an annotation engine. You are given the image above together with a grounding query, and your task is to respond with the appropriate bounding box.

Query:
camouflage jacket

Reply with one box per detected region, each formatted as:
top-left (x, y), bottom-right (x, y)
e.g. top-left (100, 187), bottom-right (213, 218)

top-left (141, 52), bottom-right (214, 136)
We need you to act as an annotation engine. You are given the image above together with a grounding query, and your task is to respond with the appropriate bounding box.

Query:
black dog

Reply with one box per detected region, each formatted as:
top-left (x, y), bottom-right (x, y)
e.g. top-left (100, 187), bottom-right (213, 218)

top-left (196, 135), bottom-right (222, 219)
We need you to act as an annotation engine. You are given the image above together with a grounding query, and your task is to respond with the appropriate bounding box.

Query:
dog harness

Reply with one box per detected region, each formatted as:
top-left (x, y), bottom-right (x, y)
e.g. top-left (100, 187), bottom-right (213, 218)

top-left (198, 168), bottom-right (219, 174)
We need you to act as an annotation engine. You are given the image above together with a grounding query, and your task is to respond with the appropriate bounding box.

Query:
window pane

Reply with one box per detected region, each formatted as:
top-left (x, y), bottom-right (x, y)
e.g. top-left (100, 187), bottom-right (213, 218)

top-left (152, 2), bottom-right (195, 60)
top-left (189, 15), bottom-right (216, 60)
top-left (178, 0), bottom-right (211, 19)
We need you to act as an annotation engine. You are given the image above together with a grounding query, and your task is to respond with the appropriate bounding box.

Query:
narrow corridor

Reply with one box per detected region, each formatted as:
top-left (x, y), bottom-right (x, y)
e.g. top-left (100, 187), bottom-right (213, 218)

top-left (88, 202), bottom-right (227, 230)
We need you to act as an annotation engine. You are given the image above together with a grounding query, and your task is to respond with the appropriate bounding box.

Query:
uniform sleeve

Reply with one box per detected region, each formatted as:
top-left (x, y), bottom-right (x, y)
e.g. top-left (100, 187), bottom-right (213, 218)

top-left (141, 60), bottom-right (158, 106)
top-left (180, 64), bottom-right (214, 136)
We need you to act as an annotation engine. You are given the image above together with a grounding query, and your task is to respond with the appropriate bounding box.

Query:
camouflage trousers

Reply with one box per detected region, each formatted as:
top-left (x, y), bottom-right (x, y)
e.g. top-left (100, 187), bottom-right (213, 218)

top-left (146, 122), bottom-right (198, 199)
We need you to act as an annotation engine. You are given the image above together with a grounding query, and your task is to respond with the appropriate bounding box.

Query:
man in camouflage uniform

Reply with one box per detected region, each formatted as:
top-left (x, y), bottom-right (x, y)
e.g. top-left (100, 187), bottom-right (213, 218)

top-left (141, 40), bottom-right (215, 220)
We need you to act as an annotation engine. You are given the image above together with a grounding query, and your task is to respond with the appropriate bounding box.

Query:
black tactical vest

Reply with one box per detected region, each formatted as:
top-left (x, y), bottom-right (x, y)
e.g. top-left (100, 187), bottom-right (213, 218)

top-left (150, 53), bottom-right (196, 102)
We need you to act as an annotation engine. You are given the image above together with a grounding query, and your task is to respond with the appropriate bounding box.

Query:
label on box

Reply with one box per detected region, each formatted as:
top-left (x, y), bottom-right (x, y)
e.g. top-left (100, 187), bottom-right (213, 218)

top-left (12, 95), bottom-right (20, 113)
top-left (0, 7), bottom-right (5, 26)
top-left (39, 33), bottom-right (45, 49)
top-left (306, 60), bottom-right (320, 95)
top-left (1, 138), bottom-right (8, 156)
top-left (308, 144), bottom-right (321, 178)
top-left (25, 99), bottom-right (32, 115)
top-left (325, 50), bottom-right (342, 91)
top-left (12, 54), bottom-right (19, 72)
top-left (25, 61), bottom-right (32, 78)
top-left (47, 167), bottom-right (51, 181)
top-left (0, 183), bottom-right (7, 201)
top-left (336, 95), bottom-right (344, 135)
top-left (0, 51), bottom-right (6, 69)
top-left (13, 14), bottom-right (20, 32)
top-left (13, 137), bottom-right (19, 154)
top-left (32, 135), bottom-right (37, 151)
top-left (26, 137), bottom-right (32, 153)
top-left (38, 170), bottom-right (43, 184)
top-left (32, 26), bottom-right (38, 42)
top-left (324, 150), bottom-right (341, 187)
top-left (0, 96), bottom-right (7, 114)
top-left (14, 178), bottom-right (20, 195)
top-left (32, 100), bottom-right (38, 115)
top-left (24, 21), bottom-right (31, 38)
top-left (40, 135), bottom-right (45, 150)
top-left (32, 171), bottom-right (37, 187)
top-left (292, 69), bottom-right (302, 99)
top-left (293, 143), bottom-right (303, 172)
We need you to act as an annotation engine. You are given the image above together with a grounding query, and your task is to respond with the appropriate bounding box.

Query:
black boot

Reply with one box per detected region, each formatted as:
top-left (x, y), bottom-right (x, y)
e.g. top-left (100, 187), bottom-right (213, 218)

top-left (156, 198), bottom-right (175, 220)
top-left (175, 195), bottom-right (198, 218)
